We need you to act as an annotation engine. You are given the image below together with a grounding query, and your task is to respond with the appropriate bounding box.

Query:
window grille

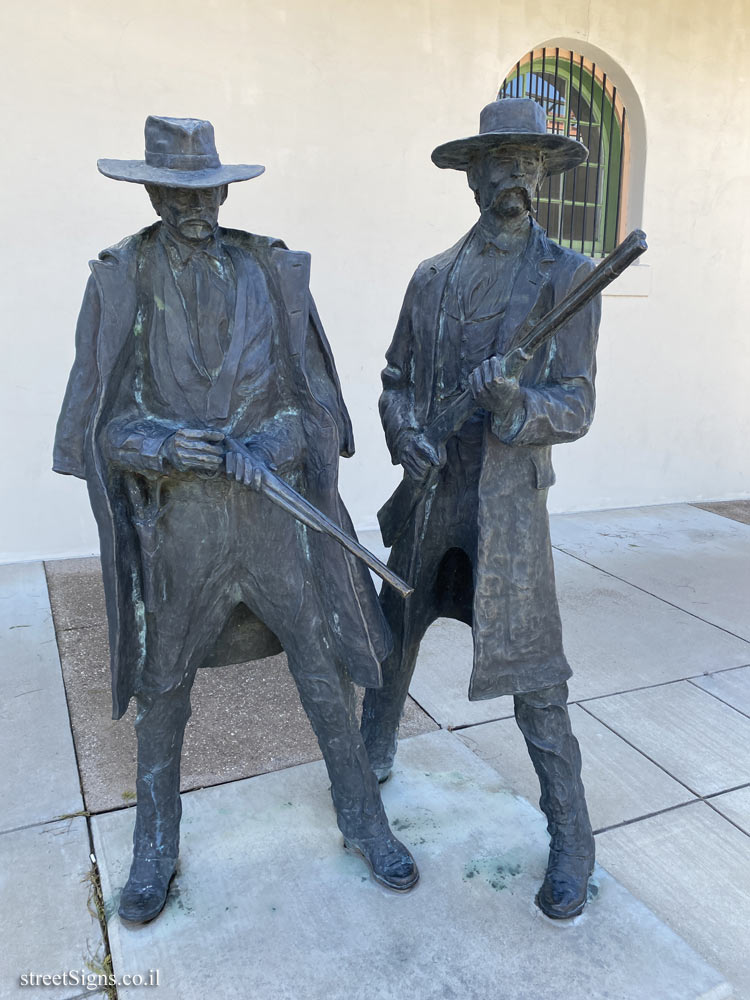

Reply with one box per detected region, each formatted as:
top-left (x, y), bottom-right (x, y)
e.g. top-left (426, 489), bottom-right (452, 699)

top-left (499, 47), bottom-right (629, 257)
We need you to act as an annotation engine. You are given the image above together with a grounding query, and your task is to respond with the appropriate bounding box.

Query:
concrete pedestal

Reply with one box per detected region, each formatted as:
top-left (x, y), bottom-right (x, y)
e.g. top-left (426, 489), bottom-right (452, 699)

top-left (92, 730), bottom-right (733, 1000)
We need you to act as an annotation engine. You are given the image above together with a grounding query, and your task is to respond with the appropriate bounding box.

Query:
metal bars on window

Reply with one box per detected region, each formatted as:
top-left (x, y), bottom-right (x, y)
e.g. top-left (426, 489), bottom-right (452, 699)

top-left (499, 47), bottom-right (628, 256)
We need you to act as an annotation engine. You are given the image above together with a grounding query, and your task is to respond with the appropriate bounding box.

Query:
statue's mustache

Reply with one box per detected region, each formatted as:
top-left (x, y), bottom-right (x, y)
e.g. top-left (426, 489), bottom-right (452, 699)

top-left (490, 185), bottom-right (533, 211)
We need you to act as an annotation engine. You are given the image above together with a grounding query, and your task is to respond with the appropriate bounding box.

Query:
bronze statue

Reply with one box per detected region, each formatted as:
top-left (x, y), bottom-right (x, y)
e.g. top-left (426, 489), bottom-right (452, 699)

top-left (361, 98), bottom-right (638, 919)
top-left (53, 116), bottom-right (418, 923)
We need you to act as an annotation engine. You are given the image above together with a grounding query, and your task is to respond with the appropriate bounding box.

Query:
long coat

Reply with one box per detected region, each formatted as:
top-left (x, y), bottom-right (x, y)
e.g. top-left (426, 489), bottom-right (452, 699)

top-left (378, 220), bottom-right (601, 699)
top-left (54, 224), bottom-right (390, 719)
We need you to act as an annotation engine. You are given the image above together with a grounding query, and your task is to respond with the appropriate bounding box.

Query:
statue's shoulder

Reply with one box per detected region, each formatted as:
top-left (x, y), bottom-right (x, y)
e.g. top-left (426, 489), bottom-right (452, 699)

top-left (93, 224), bottom-right (159, 270)
top-left (407, 233), bottom-right (469, 290)
top-left (219, 227), bottom-right (291, 256)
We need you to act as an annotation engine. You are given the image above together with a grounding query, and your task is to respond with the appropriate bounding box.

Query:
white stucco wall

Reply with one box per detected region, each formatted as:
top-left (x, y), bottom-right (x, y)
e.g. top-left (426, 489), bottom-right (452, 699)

top-left (2, 0), bottom-right (749, 561)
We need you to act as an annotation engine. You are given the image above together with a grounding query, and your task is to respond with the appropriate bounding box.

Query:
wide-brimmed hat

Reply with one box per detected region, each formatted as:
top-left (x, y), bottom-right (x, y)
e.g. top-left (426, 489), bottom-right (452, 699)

top-left (432, 98), bottom-right (587, 175)
top-left (98, 115), bottom-right (265, 188)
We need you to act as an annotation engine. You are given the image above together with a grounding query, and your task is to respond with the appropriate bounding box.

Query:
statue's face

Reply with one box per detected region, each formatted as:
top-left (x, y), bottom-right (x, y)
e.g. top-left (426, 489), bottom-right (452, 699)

top-left (467, 149), bottom-right (546, 218)
top-left (146, 184), bottom-right (228, 241)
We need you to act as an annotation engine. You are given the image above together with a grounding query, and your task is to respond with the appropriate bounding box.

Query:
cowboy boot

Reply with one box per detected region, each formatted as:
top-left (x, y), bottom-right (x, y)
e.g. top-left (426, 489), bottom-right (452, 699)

top-left (514, 684), bottom-right (595, 919)
top-left (343, 828), bottom-right (420, 891)
top-left (330, 741), bottom-right (420, 891)
top-left (119, 694), bottom-right (187, 923)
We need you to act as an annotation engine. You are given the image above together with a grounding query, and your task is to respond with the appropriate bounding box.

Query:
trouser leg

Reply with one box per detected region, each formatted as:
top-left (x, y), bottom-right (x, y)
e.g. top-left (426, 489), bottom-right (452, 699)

top-left (289, 653), bottom-right (389, 841)
top-left (132, 675), bottom-right (194, 862)
top-left (361, 584), bottom-right (432, 776)
top-left (513, 682), bottom-right (594, 859)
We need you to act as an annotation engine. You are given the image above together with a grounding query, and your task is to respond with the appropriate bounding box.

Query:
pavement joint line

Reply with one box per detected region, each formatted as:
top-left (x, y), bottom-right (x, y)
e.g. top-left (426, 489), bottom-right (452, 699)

top-left (551, 544), bottom-right (750, 645)
top-left (689, 501), bottom-right (750, 525)
top-left (686, 676), bottom-right (750, 721)
top-left (702, 794), bottom-right (750, 840)
top-left (0, 813), bottom-right (91, 838)
top-left (702, 781), bottom-right (750, 801)
top-left (701, 661), bottom-right (750, 676)
top-left (447, 668), bottom-right (750, 734)
top-left (449, 713), bottom-right (515, 732)
top-left (593, 782), bottom-right (750, 838)
top-left (81, 722), bottom-right (439, 817)
top-left (405, 695), bottom-right (442, 731)
top-left (39, 572), bottom-right (119, 999)
top-left (581, 698), bottom-right (750, 839)
top-left (593, 796), bottom-right (703, 836)
top-left (570, 668), bottom-right (750, 706)
top-left (577, 700), bottom-right (705, 799)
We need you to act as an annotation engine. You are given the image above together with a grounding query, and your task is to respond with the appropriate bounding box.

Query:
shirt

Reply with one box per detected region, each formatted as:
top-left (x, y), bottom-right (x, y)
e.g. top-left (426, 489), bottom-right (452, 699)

top-left (437, 217), bottom-right (531, 401)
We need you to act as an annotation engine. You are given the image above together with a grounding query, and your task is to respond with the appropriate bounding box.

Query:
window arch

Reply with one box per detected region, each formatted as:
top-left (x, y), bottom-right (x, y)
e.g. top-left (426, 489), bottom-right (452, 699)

top-left (499, 47), bottom-right (630, 257)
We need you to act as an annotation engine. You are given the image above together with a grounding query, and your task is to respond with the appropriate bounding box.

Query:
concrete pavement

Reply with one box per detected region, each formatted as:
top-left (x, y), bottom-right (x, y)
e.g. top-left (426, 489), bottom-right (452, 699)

top-left (2, 501), bottom-right (748, 998)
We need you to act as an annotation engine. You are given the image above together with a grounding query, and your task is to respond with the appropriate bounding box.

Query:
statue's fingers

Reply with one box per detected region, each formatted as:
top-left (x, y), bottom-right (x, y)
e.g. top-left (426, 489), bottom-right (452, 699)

top-left (192, 453), bottom-right (219, 467)
top-left (490, 357), bottom-right (503, 382)
top-left (482, 359), bottom-right (493, 385)
top-left (183, 443), bottom-right (225, 461)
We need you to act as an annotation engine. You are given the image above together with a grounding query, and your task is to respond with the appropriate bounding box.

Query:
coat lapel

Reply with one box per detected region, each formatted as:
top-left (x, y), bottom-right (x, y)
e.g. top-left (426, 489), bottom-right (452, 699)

top-left (204, 245), bottom-right (252, 422)
top-left (268, 245), bottom-right (311, 358)
top-left (417, 233), bottom-right (470, 422)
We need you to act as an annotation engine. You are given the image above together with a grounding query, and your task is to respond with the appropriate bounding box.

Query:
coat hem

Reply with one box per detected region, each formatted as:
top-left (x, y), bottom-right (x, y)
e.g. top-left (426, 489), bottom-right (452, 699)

top-left (468, 657), bottom-right (572, 700)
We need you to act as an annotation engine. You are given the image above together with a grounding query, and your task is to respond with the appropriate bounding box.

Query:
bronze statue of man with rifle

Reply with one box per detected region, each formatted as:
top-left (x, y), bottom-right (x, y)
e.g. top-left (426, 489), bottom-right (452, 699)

top-left (361, 98), bottom-right (646, 919)
top-left (53, 115), bottom-right (418, 923)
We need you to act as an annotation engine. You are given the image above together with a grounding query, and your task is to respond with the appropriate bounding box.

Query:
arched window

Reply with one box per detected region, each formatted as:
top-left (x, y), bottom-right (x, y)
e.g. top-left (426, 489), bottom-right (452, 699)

top-left (499, 47), bottom-right (629, 257)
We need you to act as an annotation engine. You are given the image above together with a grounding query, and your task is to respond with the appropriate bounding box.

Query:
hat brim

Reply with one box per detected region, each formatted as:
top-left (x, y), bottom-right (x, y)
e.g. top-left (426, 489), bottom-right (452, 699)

top-left (97, 159), bottom-right (265, 187)
top-left (431, 132), bottom-right (588, 174)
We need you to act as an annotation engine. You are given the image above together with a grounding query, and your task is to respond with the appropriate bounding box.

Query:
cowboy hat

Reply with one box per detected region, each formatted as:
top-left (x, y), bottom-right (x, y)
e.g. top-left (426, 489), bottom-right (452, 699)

top-left (98, 115), bottom-right (264, 187)
top-left (431, 98), bottom-right (587, 175)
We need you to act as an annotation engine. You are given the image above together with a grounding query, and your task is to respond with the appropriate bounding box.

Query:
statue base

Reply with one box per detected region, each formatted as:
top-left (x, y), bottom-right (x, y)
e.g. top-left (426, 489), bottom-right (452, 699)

top-left (92, 730), bottom-right (731, 1000)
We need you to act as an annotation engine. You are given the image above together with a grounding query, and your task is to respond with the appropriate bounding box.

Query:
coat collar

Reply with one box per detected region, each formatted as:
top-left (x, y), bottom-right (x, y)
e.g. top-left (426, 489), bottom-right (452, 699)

top-left (426, 216), bottom-right (554, 280)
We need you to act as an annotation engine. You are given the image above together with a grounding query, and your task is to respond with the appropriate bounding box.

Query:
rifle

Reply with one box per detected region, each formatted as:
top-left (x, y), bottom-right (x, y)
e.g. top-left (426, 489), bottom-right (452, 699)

top-left (226, 438), bottom-right (413, 598)
top-left (379, 229), bottom-right (648, 538)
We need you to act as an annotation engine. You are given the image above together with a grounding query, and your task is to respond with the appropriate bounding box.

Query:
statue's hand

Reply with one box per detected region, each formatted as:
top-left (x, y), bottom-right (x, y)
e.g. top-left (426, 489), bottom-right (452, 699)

top-left (225, 445), bottom-right (271, 491)
top-left (164, 428), bottom-right (225, 473)
top-left (468, 358), bottom-right (522, 418)
top-left (400, 432), bottom-right (442, 482)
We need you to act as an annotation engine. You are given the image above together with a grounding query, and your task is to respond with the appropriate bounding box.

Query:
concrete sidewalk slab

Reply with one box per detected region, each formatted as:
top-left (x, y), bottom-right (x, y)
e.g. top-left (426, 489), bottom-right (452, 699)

top-left (691, 665), bottom-right (750, 718)
top-left (457, 704), bottom-right (696, 832)
top-left (405, 548), bottom-right (750, 730)
top-left (550, 503), bottom-right (750, 640)
top-left (597, 801), bottom-right (750, 999)
top-left (55, 621), bottom-right (435, 814)
top-left (0, 817), bottom-right (105, 999)
top-left (0, 563), bottom-right (82, 832)
top-left (584, 681), bottom-right (750, 797)
top-left (709, 787), bottom-right (750, 835)
top-left (409, 617), bottom-right (508, 728)
top-left (92, 730), bottom-right (731, 1000)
